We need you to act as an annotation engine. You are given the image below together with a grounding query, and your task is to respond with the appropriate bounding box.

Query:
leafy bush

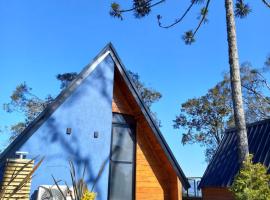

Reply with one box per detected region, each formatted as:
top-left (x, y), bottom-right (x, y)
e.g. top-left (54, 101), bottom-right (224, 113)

top-left (230, 155), bottom-right (270, 200)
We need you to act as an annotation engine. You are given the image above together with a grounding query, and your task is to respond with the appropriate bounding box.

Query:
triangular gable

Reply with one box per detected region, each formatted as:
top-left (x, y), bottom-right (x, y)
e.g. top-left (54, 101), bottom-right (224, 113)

top-left (0, 43), bottom-right (190, 189)
top-left (108, 44), bottom-right (190, 189)
top-left (0, 45), bottom-right (113, 162)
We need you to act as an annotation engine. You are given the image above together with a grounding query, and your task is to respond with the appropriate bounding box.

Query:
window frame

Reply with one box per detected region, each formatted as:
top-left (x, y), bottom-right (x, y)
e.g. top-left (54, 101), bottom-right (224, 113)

top-left (108, 113), bottom-right (136, 200)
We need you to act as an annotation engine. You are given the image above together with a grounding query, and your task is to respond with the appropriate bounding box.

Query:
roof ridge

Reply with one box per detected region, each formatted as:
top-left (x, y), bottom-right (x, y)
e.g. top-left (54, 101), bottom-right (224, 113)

top-left (0, 43), bottom-right (190, 189)
top-left (225, 117), bottom-right (270, 133)
top-left (0, 43), bottom-right (113, 163)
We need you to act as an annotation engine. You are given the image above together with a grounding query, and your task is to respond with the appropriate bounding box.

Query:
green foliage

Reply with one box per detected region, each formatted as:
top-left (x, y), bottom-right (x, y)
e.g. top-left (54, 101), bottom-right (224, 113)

top-left (109, 0), bottom-right (262, 43)
top-left (3, 82), bottom-right (54, 141)
top-left (174, 63), bottom-right (270, 161)
top-left (173, 76), bottom-right (232, 161)
top-left (3, 70), bottom-right (161, 142)
top-left (3, 83), bottom-right (54, 121)
top-left (182, 30), bottom-right (195, 45)
top-left (240, 63), bottom-right (270, 121)
top-left (110, 0), bottom-right (165, 20)
top-left (128, 70), bottom-right (162, 126)
top-left (234, 0), bottom-right (252, 18)
top-left (56, 72), bottom-right (78, 89)
top-left (9, 122), bottom-right (27, 141)
top-left (110, 2), bottom-right (123, 20)
top-left (133, 0), bottom-right (151, 18)
top-left (128, 70), bottom-right (162, 108)
top-left (3, 83), bottom-right (53, 122)
top-left (230, 155), bottom-right (270, 200)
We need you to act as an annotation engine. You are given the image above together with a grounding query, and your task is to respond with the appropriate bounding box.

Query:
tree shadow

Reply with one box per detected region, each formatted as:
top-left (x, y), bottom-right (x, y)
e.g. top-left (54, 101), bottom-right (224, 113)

top-left (1, 54), bottom-right (116, 200)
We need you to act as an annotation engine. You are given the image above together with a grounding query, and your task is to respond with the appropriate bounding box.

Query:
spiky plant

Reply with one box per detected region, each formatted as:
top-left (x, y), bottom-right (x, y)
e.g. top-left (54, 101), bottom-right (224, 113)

top-left (52, 160), bottom-right (106, 200)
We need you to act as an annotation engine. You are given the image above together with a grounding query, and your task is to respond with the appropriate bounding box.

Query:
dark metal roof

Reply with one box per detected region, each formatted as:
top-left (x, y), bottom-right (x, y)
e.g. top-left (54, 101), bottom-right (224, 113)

top-left (0, 43), bottom-right (190, 189)
top-left (199, 118), bottom-right (270, 188)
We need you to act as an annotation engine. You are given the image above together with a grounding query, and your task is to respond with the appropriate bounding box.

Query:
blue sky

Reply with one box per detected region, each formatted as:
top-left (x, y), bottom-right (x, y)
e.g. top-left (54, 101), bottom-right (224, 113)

top-left (0, 0), bottom-right (269, 177)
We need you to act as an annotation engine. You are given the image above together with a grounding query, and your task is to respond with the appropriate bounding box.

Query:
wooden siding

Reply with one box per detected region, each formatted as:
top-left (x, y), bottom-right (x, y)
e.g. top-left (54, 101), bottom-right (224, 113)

top-left (0, 159), bottom-right (34, 200)
top-left (177, 178), bottom-right (183, 200)
top-left (112, 68), bottom-right (182, 200)
top-left (202, 187), bottom-right (235, 200)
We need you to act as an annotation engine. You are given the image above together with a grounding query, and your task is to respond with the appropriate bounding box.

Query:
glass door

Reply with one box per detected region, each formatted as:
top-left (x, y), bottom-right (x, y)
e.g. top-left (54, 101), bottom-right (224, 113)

top-left (109, 115), bottom-right (135, 200)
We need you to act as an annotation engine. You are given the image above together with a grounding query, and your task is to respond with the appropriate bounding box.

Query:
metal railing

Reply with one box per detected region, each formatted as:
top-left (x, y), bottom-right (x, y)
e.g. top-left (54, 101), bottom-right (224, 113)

top-left (183, 177), bottom-right (202, 197)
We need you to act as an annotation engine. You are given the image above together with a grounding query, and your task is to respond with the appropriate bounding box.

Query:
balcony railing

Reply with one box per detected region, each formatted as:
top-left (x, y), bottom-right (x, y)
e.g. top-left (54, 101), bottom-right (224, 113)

top-left (183, 177), bottom-right (202, 198)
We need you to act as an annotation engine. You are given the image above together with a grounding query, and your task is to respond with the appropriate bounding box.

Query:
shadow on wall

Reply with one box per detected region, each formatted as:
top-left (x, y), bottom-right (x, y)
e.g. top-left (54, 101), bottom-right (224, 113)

top-left (1, 55), bottom-right (116, 200)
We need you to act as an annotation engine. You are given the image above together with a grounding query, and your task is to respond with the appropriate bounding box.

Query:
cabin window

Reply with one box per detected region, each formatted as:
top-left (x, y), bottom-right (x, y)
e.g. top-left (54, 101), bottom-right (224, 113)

top-left (109, 114), bottom-right (135, 200)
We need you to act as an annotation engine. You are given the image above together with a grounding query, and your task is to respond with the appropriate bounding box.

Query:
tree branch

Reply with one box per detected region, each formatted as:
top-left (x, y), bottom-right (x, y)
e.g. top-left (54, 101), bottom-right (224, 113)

top-left (242, 84), bottom-right (270, 105)
top-left (212, 130), bottom-right (222, 145)
top-left (120, 0), bottom-right (164, 13)
top-left (244, 97), bottom-right (269, 119)
top-left (149, 0), bottom-right (165, 9)
top-left (157, 1), bottom-right (196, 29)
top-left (262, 0), bottom-right (270, 8)
top-left (242, 98), bottom-right (266, 118)
top-left (193, 0), bottom-right (211, 37)
top-left (256, 71), bottom-right (270, 91)
top-left (119, 0), bottom-right (152, 13)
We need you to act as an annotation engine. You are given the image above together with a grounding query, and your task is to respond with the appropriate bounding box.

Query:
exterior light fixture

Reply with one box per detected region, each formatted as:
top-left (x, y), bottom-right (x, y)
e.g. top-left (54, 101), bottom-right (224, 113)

top-left (94, 131), bottom-right (99, 138)
top-left (66, 128), bottom-right (72, 135)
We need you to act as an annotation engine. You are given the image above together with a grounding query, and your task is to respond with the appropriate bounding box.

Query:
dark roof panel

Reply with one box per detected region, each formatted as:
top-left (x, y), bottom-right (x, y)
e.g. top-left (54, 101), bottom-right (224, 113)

top-left (199, 118), bottom-right (270, 188)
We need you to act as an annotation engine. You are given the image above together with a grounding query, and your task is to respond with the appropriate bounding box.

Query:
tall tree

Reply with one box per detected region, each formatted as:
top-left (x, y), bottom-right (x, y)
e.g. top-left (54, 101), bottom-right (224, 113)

top-left (110, 0), bottom-right (269, 163)
top-left (225, 0), bottom-right (248, 162)
top-left (3, 71), bottom-right (161, 141)
top-left (174, 61), bottom-right (270, 161)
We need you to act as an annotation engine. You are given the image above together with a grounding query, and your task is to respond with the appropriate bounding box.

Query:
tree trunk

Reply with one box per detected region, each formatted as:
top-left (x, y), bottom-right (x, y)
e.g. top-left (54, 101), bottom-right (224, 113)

top-left (225, 0), bottom-right (249, 163)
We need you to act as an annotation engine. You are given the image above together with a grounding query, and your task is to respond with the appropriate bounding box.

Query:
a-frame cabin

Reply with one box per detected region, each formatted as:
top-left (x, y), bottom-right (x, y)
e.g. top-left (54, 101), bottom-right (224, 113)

top-left (0, 43), bottom-right (190, 200)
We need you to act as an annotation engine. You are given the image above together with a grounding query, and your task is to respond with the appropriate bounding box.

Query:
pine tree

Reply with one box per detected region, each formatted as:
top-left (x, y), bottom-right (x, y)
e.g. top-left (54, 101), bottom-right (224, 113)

top-left (110, 0), bottom-right (270, 163)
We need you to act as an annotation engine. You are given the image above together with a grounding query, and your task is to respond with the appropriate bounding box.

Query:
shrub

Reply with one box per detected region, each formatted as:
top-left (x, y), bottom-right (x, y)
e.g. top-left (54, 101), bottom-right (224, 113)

top-left (230, 155), bottom-right (270, 200)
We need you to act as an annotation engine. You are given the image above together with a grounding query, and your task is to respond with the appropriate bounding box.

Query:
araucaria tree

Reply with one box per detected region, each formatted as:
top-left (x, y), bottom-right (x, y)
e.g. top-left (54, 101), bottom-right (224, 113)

top-left (110, 0), bottom-right (270, 163)
top-left (224, 0), bottom-right (249, 163)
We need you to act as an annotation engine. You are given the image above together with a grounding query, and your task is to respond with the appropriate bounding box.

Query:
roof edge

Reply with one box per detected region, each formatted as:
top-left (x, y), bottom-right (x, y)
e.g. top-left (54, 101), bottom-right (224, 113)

top-left (0, 43), bottom-right (113, 163)
top-left (0, 43), bottom-right (190, 189)
top-left (225, 118), bottom-right (270, 134)
top-left (198, 132), bottom-right (230, 189)
top-left (107, 44), bottom-right (190, 189)
top-left (199, 117), bottom-right (270, 188)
